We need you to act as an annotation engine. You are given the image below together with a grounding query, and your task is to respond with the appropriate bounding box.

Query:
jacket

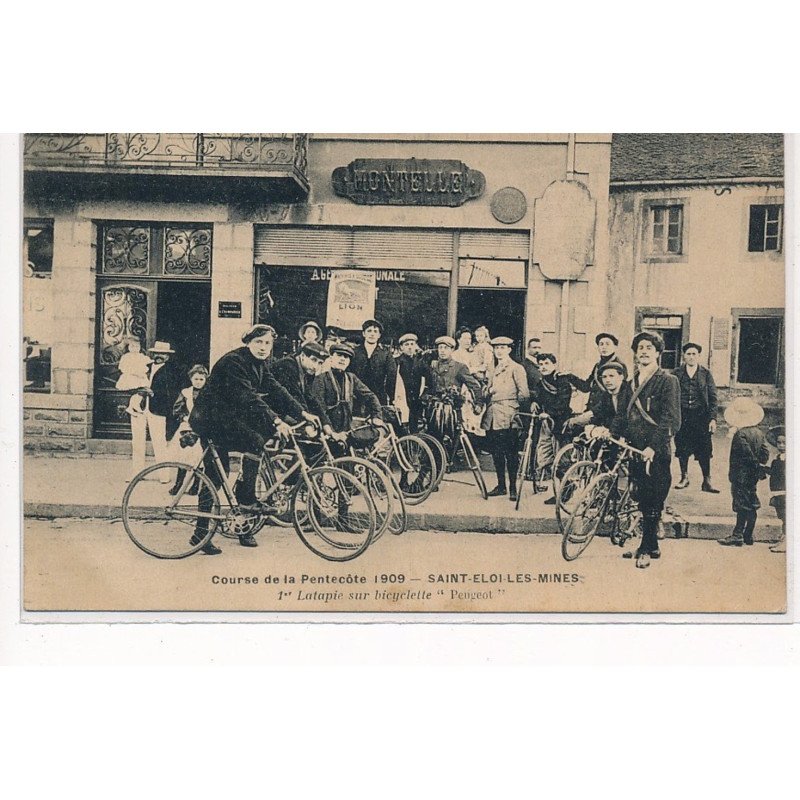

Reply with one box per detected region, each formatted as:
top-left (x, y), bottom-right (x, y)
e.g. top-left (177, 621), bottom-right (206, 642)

top-left (729, 426), bottom-right (769, 484)
top-left (569, 353), bottom-right (628, 410)
top-left (610, 368), bottom-right (681, 455)
top-left (535, 372), bottom-right (573, 430)
top-left (482, 359), bottom-right (530, 430)
top-left (587, 382), bottom-right (632, 428)
top-left (148, 360), bottom-right (184, 440)
top-left (396, 353), bottom-right (425, 407)
top-left (673, 364), bottom-right (718, 422)
top-left (311, 369), bottom-right (381, 433)
top-left (423, 358), bottom-right (481, 398)
top-left (523, 357), bottom-right (543, 398)
top-left (350, 343), bottom-right (398, 406)
top-left (190, 346), bottom-right (304, 438)
top-left (269, 355), bottom-right (326, 419)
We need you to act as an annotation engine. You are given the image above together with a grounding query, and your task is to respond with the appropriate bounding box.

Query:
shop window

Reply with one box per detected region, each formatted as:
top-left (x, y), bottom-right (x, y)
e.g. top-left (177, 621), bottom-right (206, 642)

top-left (458, 259), bottom-right (526, 288)
top-left (650, 205), bottom-right (683, 255)
top-left (748, 204), bottom-right (782, 252)
top-left (23, 220), bottom-right (54, 392)
top-left (736, 316), bottom-right (782, 384)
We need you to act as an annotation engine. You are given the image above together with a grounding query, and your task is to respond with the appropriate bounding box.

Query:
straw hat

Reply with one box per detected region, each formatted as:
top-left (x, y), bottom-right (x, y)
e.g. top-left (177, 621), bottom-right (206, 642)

top-left (148, 340), bottom-right (174, 354)
top-left (724, 397), bottom-right (764, 430)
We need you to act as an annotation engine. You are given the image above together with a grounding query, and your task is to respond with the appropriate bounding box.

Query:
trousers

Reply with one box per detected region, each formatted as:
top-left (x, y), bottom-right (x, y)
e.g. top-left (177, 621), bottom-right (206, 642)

top-left (630, 451), bottom-right (672, 555)
top-left (488, 428), bottom-right (520, 490)
top-left (129, 411), bottom-right (169, 479)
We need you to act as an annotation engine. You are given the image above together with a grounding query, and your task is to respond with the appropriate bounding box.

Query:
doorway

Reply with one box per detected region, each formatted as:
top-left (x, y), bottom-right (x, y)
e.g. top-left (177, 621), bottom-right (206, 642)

top-left (93, 279), bottom-right (211, 438)
top-left (457, 289), bottom-right (526, 359)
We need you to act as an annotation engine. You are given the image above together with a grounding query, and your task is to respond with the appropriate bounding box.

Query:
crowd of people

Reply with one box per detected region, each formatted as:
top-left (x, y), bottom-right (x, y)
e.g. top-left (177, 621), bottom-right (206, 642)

top-left (115, 317), bottom-right (786, 564)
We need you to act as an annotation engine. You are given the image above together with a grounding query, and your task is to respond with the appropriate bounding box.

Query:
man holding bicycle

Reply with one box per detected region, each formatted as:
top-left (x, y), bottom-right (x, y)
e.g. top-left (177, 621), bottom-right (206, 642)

top-left (189, 324), bottom-right (318, 553)
top-left (598, 331), bottom-right (681, 569)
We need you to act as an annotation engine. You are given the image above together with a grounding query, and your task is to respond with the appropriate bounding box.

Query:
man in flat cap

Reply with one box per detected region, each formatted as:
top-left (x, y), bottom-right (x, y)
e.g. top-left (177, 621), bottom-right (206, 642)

top-left (269, 340), bottom-right (329, 424)
top-left (568, 361), bottom-right (632, 430)
top-left (603, 331), bottom-right (681, 569)
top-left (423, 335), bottom-right (482, 399)
top-left (567, 332), bottom-right (628, 415)
top-left (189, 324), bottom-right (317, 552)
top-left (673, 342), bottom-right (719, 492)
top-left (350, 318), bottom-right (397, 407)
top-left (312, 341), bottom-right (383, 439)
top-left (482, 337), bottom-right (530, 500)
top-left (396, 333), bottom-right (425, 432)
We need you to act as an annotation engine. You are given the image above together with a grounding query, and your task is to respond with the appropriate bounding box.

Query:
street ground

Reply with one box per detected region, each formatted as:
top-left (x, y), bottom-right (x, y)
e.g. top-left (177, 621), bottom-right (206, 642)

top-left (23, 517), bottom-right (787, 614)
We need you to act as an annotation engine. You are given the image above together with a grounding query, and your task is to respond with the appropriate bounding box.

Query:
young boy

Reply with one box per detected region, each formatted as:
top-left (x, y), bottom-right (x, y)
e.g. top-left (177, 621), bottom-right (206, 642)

top-left (720, 398), bottom-right (769, 547)
top-left (767, 425), bottom-right (786, 554)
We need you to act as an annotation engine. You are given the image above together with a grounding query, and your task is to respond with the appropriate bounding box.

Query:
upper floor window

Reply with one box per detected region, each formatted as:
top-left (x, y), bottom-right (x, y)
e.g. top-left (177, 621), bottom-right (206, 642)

top-left (748, 204), bottom-right (782, 252)
top-left (650, 205), bottom-right (683, 255)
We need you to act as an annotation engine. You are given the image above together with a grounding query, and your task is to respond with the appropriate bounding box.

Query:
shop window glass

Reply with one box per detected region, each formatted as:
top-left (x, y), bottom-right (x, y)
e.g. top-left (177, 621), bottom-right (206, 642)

top-left (748, 205), bottom-right (782, 252)
top-left (737, 317), bottom-right (782, 384)
top-left (458, 259), bottom-right (526, 288)
top-left (23, 221), bottom-right (54, 392)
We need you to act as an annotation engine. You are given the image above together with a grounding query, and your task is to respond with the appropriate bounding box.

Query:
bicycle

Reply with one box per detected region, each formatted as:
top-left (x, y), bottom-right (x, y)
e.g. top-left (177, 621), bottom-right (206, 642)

top-left (253, 422), bottom-right (407, 541)
top-left (423, 390), bottom-right (488, 500)
top-left (348, 414), bottom-right (438, 506)
top-left (121, 421), bottom-right (377, 562)
top-left (551, 429), bottom-right (597, 498)
top-left (561, 437), bottom-right (645, 562)
top-left (513, 410), bottom-right (548, 511)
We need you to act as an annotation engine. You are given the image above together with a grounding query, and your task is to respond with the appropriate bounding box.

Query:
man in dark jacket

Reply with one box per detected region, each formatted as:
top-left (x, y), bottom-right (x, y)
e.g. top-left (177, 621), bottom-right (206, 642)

top-left (567, 332), bottom-right (628, 413)
top-left (190, 324), bottom-right (315, 552)
top-left (673, 342), bottom-right (719, 493)
top-left (608, 331), bottom-right (681, 569)
top-left (311, 342), bottom-right (383, 436)
top-left (349, 319), bottom-right (397, 407)
top-left (269, 341), bottom-right (328, 423)
top-left (534, 353), bottom-right (573, 438)
top-left (395, 333), bottom-right (425, 432)
top-left (145, 341), bottom-right (184, 468)
top-left (522, 336), bottom-right (544, 398)
top-left (567, 361), bottom-right (632, 430)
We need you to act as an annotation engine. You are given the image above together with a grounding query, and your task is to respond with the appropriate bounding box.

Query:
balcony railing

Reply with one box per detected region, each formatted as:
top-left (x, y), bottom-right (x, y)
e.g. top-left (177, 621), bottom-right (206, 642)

top-left (24, 133), bottom-right (309, 178)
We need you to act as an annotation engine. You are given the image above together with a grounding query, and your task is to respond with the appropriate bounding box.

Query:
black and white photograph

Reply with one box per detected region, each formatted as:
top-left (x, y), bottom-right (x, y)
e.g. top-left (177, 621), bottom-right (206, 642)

top-left (19, 132), bottom-right (787, 614)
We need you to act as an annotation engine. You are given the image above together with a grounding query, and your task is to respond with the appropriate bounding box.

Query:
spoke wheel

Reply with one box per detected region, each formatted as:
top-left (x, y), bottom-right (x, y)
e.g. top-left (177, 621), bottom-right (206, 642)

top-left (552, 442), bottom-right (583, 497)
top-left (388, 435), bottom-right (436, 505)
top-left (561, 472), bottom-right (614, 561)
top-left (514, 437), bottom-right (533, 511)
top-left (556, 460), bottom-right (599, 533)
top-left (292, 466), bottom-right (376, 561)
top-left (417, 432), bottom-right (447, 490)
top-left (122, 462), bottom-right (220, 559)
top-left (461, 433), bottom-right (488, 500)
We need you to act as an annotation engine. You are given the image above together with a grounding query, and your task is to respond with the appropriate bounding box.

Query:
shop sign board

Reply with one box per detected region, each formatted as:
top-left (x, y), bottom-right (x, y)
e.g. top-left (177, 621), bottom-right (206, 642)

top-left (217, 301), bottom-right (242, 318)
top-left (326, 269), bottom-right (376, 329)
top-left (332, 158), bottom-right (485, 206)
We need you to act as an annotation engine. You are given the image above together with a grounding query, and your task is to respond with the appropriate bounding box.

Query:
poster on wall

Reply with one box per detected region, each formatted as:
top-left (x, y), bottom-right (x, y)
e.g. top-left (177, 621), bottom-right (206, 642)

top-left (325, 269), bottom-right (376, 329)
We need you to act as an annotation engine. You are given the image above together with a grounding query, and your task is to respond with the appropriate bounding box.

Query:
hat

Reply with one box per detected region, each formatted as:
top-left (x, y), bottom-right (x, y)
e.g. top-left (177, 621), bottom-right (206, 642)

top-left (631, 330), bottom-right (665, 353)
top-left (329, 342), bottom-right (355, 358)
top-left (362, 319), bottom-right (383, 334)
top-left (242, 324), bottom-right (276, 344)
top-left (536, 352), bottom-right (557, 364)
top-left (300, 341), bottom-right (329, 359)
top-left (148, 340), bottom-right (175, 354)
top-left (298, 321), bottom-right (322, 341)
top-left (490, 336), bottom-right (514, 347)
top-left (598, 361), bottom-right (626, 376)
top-left (595, 332), bottom-right (619, 346)
top-left (325, 326), bottom-right (344, 340)
top-left (398, 333), bottom-right (418, 345)
top-left (767, 425), bottom-right (786, 447)
top-left (187, 364), bottom-right (209, 378)
top-left (724, 397), bottom-right (765, 430)
top-left (682, 342), bottom-right (703, 354)
top-left (435, 336), bottom-right (456, 349)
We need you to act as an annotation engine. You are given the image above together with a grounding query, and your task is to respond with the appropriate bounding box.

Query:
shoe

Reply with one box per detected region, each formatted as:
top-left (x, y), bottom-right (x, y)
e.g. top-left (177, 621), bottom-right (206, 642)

top-left (635, 552), bottom-right (651, 569)
top-left (200, 541), bottom-right (222, 555)
top-left (509, 490), bottom-right (518, 502)
top-left (649, 549), bottom-right (661, 559)
top-left (239, 534), bottom-right (258, 547)
top-left (701, 480), bottom-right (720, 494)
top-left (719, 536), bottom-right (744, 547)
top-left (770, 542), bottom-right (787, 553)
top-left (237, 501), bottom-right (276, 516)
top-left (743, 537), bottom-right (754, 546)
top-left (675, 476), bottom-right (690, 489)
top-left (543, 496), bottom-right (556, 505)
top-left (487, 485), bottom-right (507, 497)
top-left (187, 481), bottom-right (200, 496)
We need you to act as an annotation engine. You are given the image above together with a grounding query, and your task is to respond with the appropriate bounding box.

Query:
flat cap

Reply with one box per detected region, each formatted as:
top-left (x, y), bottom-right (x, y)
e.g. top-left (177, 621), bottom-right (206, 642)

top-left (361, 319), bottom-right (383, 333)
top-left (631, 330), bottom-right (665, 353)
top-left (595, 332), bottom-right (619, 346)
top-left (329, 342), bottom-right (355, 357)
top-left (398, 333), bottom-right (418, 345)
top-left (490, 336), bottom-right (514, 346)
top-left (598, 361), bottom-right (626, 376)
top-left (435, 336), bottom-right (456, 348)
top-left (682, 342), bottom-right (703, 354)
top-left (300, 341), bottom-right (329, 359)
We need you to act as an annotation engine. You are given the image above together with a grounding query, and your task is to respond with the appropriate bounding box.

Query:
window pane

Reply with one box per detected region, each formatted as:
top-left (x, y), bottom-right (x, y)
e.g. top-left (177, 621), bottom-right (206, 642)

top-left (737, 317), bottom-right (781, 384)
top-left (23, 222), bottom-right (54, 392)
top-left (668, 206), bottom-right (681, 224)
top-left (458, 259), bottom-right (526, 289)
top-left (766, 205), bottom-right (781, 223)
top-left (748, 205), bottom-right (767, 251)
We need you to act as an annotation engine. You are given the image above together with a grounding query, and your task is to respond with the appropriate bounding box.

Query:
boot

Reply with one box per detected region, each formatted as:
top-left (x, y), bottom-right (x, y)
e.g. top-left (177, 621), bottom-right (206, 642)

top-left (487, 485), bottom-right (507, 497)
top-left (701, 478), bottom-right (720, 494)
top-left (719, 534), bottom-right (744, 547)
top-left (239, 534), bottom-right (258, 548)
top-left (675, 474), bottom-right (690, 489)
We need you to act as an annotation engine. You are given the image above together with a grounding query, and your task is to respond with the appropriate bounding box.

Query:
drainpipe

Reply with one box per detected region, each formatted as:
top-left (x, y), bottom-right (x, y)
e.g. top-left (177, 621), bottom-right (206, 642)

top-left (448, 231), bottom-right (459, 335)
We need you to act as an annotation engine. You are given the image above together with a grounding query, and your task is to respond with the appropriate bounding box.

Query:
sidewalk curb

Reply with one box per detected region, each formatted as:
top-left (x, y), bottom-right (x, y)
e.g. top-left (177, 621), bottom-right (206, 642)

top-left (24, 503), bottom-right (782, 542)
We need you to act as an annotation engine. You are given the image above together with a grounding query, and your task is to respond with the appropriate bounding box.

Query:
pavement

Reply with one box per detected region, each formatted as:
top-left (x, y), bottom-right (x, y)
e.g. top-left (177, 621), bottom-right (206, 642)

top-left (23, 430), bottom-right (783, 541)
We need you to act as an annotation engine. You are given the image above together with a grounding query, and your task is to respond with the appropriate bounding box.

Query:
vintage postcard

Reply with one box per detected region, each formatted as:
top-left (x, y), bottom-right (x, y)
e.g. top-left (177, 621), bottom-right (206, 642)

top-left (20, 133), bottom-right (787, 615)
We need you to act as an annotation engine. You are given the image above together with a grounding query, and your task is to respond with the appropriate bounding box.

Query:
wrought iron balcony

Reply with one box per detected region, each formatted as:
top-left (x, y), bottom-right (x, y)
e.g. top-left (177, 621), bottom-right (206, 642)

top-left (24, 133), bottom-right (310, 203)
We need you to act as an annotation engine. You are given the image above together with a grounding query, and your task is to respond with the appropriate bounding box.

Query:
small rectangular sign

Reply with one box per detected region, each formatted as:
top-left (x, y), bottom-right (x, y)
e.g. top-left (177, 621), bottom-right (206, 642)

top-left (218, 301), bottom-right (242, 319)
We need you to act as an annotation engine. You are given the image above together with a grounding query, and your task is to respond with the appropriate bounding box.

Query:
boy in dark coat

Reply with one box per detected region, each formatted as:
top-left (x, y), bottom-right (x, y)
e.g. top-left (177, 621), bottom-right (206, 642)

top-left (767, 426), bottom-right (786, 553)
top-left (349, 319), bottom-right (397, 407)
top-left (567, 332), bottom-right (628, 414)
top-left (719, 398), bottom-right (769, 547)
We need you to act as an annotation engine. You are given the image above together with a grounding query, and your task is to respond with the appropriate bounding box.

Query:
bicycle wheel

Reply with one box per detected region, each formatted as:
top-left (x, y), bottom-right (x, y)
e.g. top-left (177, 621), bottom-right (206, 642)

top-left (514, 437), bottom-right (532, 511)
top-left (552, 442), bottom-right (582, 496)
top-left (387, 435), bottom-right (437, 506)
top-left (556, 460), bottom-right (599, 532)
top-left (417, 432), bottom-right (447, 490)
top-left (333, 456), bottom-right (406, 541)
top-left (292, 466), bottom-right (376, 561)
top-left (461, 433), bottom-right (488, 500)
top-left (122, 462), bottom-right (220, 559)
top-left (256, 451), bottom-right (297, 529)
top-left (561, 472), bottom-right (614, 561)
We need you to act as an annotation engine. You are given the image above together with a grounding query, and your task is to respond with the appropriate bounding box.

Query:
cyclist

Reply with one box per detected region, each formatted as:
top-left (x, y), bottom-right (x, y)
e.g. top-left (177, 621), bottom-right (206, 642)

top-left (565, 332), bottom-right (628, 413)
top-left (189, 324), bottom-right (317, 553)
top-left (596, 330), bottom-right (681, 569)
top-left (269, 340), bottom-right (328, 425)
top-left (567, 361), bottom-right (631, 430)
